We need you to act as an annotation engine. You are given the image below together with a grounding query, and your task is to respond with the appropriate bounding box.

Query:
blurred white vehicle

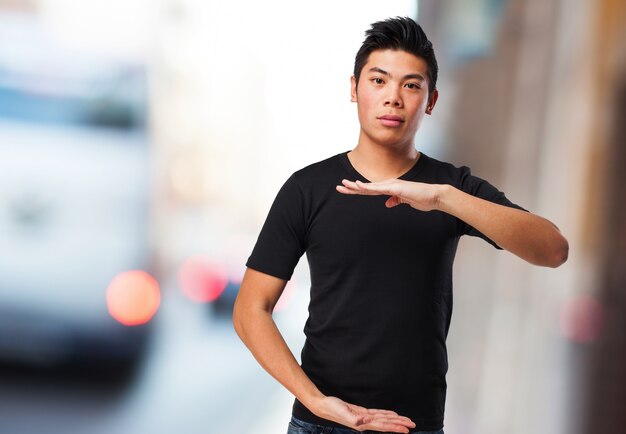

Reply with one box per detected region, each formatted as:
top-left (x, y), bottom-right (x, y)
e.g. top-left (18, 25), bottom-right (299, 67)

top-left (0, 13), bottom-right (156, 371)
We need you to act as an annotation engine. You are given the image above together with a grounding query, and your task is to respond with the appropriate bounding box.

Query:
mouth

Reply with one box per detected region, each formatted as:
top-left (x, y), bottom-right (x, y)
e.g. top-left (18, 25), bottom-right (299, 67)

top-left (377, 114), bottom-right (404, 127)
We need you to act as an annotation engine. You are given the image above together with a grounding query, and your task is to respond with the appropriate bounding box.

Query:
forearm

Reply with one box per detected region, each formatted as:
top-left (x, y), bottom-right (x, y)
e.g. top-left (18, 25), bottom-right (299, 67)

top-left (233, 306), bottom-right (324, 411)
top-left (436, 184), bottom-right (569, 267)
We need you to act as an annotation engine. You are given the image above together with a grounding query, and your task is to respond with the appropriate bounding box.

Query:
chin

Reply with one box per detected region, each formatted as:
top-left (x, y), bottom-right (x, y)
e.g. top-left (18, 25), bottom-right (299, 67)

top-left (376, 134), bottom-right (413, 148)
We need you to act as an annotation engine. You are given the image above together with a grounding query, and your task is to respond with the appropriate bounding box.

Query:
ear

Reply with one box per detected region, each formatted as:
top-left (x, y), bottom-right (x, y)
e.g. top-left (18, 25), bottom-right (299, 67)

top-left (425, 89), bottom-right (439, 115)
top-left (350, 75), bottom-right (357, 102)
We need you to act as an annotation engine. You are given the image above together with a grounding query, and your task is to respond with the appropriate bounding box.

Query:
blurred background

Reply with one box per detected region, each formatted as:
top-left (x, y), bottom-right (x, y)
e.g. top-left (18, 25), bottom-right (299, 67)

top-left (0, 0), bottom-right (624, 433)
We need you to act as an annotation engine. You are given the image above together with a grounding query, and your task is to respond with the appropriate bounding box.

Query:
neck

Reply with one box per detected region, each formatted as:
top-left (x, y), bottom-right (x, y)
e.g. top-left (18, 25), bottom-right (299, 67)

top-left (349, 135), bottom-right (420, 181)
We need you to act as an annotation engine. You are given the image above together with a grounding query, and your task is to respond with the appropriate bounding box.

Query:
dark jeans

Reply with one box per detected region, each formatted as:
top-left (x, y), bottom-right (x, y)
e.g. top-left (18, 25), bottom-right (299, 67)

top-left (286, 416), bottom-right (444, 434)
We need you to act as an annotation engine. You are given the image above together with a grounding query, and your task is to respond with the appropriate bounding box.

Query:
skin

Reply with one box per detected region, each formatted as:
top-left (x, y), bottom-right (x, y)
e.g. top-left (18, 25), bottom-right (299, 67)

top-left (338, 49), bottom-right (569, 267)
top-left (233, 48), bottom-right (569, 433)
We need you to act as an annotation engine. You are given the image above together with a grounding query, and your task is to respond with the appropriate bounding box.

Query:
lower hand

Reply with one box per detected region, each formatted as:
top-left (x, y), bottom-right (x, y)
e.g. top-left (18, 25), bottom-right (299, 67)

top-left (311, 395), bottom-right (416, 433)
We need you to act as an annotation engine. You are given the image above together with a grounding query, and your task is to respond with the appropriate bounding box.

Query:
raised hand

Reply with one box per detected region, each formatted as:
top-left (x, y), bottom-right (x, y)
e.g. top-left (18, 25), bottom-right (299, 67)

top-left (313, 396), bottom-right (416, 433)
top-left (336, 178), bottom-right (442, 212)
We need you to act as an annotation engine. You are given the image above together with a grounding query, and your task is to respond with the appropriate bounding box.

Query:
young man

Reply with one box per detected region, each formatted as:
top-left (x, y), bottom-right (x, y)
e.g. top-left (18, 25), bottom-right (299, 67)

top-left (233, 17), bottom-right (568, 434)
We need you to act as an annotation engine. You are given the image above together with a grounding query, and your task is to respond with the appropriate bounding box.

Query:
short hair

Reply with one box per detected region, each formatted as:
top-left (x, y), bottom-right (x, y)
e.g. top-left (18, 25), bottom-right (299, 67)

top-left (353, 17), bottom-right (438, 96)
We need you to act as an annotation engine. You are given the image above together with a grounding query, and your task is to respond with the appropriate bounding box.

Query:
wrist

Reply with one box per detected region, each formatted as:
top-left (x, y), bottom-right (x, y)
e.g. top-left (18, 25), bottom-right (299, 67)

top-left (302, 391), bottom-right (327, 415)
top-left (434, 184), bottom-right (453, 212)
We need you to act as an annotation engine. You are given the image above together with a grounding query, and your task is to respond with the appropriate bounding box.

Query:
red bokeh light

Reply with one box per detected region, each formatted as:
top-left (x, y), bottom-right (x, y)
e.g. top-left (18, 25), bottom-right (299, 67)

top-left (106, 270), bottom-right (160, 326)
top-left (179, 255), bottom-right (228, 303)
top-left (559, 294), bottom-right (605, 343)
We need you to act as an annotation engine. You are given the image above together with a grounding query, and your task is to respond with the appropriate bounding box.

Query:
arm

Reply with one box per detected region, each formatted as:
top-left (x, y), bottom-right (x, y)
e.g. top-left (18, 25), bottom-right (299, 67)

top-left (336, 179), bottom-right (569, 268)
top-left (232, 267), bottom-right (416, 433)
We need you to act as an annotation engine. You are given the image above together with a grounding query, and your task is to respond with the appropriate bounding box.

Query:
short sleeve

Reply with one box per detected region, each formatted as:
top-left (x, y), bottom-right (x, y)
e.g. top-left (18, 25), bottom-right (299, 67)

top-left (457, 166), bottom-right (528, 249)
top-left (245, 174), bottom-right (307, 280)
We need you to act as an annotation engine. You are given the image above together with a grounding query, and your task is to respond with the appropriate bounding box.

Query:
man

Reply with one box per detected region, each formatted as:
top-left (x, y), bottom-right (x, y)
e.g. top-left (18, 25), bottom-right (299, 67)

top-left (233, 17), bottom-right (568, 434)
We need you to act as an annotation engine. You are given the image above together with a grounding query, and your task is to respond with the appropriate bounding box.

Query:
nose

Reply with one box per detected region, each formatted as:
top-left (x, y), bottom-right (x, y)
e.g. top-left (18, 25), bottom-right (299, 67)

top-left (384, 85), bottom-right (403, 107)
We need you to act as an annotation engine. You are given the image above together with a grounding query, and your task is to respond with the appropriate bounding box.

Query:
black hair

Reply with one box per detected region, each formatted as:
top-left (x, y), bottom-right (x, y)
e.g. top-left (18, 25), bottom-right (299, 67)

top-left (354, 17), bottom-right (438, 96)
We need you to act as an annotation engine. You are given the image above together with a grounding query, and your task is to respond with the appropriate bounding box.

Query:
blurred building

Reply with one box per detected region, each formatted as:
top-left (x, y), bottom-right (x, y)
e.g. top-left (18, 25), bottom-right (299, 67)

top-left (418, 0), bottom-right (626, 433)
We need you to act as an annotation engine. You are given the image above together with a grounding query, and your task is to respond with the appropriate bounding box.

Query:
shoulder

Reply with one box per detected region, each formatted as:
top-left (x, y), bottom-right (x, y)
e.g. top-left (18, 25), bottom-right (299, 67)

top-left (293, 152), bottom-right (344, 178)
top-left (419, 152), bottom-right (471, 183)
top-left (272, 152), bottom-right (345, 201)
top-left (422, 154), bottom-right (515, 203)
top-left (289, 152), bottom-right (345, 189)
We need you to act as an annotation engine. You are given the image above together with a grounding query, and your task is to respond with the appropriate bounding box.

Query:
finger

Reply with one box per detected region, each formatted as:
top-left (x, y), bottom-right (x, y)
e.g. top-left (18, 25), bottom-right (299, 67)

top-left (342, 179), bottom-right (370, 191)
top-left (364, 408), bottom-right (398, 416)
top-left (370, 423), bottom-right (410, 434)
top-left (336, 185), bottom-right (360, 195)
top-left (355, 179), bottom-right (397, 194)
top-left (341, 179), bottom-right (386, 196)
top-left (358, 178), bottom-right (398, 185)
top-left (336, 182), bottom-right (381, 196)
top-left (364, 413), bottom-right (414, 422)
top-left (369, 414), bottom-right (414, 425)
top-left (358, 420), bottom-right (413, 433)
top-left (346, 404), bottom-right (402, 418)
top-left (368, 416), bottom-right (416, 431)
top-left (348, 406), bottom-right (398, 420)
top-left (347, 405), bottom-right (415, 431)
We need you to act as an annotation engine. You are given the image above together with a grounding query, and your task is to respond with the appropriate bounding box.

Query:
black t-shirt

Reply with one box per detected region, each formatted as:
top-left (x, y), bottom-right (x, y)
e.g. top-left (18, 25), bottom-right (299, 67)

top-left (246, 151), bottom-right (526, 431)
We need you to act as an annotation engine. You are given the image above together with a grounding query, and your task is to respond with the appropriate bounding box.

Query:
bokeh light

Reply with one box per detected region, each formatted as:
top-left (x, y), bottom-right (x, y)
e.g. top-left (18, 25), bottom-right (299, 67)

top-left (178, 255), bottom-right (228, 303)
top-left (106, 270), bottom-right (160, 326)
top-left (559, 294), bottom-right (605, 343)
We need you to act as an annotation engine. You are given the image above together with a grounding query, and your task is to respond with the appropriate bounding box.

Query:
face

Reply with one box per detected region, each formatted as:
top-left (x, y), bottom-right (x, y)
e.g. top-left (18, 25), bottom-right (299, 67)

top-left (351, 49), bottom-right (438, 149)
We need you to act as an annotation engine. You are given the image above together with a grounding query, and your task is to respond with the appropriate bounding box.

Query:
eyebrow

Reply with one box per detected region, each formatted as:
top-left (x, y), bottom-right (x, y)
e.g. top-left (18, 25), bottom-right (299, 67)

top-left (367, 67), bottom-right (425, 82)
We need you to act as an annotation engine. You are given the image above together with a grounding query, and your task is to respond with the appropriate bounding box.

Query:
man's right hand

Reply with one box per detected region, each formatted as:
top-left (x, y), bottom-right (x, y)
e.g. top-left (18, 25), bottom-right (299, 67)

top-left (312, 395), bottom-right (416, 433)
top-left (234, 269), bottom-right (416, 433)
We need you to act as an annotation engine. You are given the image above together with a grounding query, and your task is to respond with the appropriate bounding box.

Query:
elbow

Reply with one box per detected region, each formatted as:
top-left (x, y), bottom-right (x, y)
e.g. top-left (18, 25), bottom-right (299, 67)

top-left (546, 235), bottom-right (569, 268)
top-left (232, 295), bottom-right (271, 341)
top-left (232, 296), bottom-right (245, 338)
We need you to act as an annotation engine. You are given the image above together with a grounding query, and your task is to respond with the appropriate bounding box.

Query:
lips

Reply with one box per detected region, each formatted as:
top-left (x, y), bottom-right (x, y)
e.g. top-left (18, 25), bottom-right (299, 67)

top-left (377, 114), bottom-right (404, 127)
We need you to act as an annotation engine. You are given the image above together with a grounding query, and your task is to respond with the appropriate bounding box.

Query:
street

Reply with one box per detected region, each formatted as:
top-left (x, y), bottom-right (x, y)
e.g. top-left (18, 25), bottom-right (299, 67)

top-left (0, 282), bottom-right (308, 434)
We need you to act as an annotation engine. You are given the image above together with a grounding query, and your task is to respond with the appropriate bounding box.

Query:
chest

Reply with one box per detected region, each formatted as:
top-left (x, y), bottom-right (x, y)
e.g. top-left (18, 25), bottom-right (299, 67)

top-left (306, 190), bottom-right (459, 262)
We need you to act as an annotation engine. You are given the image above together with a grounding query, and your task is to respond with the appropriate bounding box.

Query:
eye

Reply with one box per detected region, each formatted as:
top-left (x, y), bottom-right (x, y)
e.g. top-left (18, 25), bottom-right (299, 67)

top-left (404, 82), bottom-right (421, 90)
top-left (371, 77), bottom-right (384, 85)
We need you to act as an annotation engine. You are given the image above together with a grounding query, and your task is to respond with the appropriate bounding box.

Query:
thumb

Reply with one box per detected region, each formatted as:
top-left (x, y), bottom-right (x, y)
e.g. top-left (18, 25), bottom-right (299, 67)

top-left (356, 414), bottom-right (373, 425)
top-left (385, 196), bottom-right (402, 208)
